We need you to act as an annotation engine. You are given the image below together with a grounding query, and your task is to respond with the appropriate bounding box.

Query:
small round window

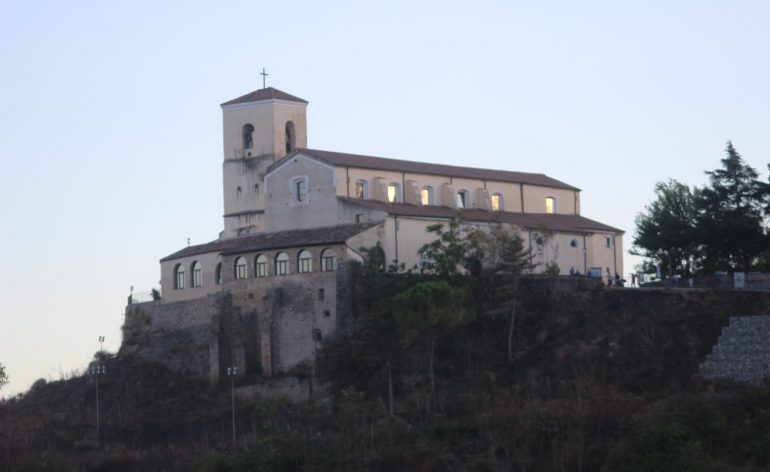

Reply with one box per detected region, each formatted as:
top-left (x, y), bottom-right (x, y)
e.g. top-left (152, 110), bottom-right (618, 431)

top-left (570, 239), bottom-right (578, 248)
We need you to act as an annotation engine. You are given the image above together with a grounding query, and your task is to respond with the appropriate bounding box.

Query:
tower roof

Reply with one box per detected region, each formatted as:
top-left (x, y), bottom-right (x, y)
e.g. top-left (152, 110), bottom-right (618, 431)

top-left (221, 87), bottom-right (308, 106)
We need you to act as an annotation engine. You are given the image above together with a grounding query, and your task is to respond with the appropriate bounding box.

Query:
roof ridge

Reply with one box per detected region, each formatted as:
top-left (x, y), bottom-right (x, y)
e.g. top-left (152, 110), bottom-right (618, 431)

top-left (302, 148), bottom-right (550, 178)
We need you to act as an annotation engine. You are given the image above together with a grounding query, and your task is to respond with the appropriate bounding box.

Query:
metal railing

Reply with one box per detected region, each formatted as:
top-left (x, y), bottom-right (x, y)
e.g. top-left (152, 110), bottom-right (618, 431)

top-left (127, 291), bottom-right (158, 304)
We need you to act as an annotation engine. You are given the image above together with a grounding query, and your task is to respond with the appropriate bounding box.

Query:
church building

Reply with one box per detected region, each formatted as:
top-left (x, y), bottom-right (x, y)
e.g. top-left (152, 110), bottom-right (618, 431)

top-left (125, 86), bottom-right (623, 383)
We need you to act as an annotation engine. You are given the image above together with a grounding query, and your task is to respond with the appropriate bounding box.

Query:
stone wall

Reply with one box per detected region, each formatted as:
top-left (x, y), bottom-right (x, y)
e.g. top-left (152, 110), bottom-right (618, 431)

top-left (121, 261), bottom-right (358, 386)
top-left (122, 296), bottom-right (220, 382)
top-left (700, 315), bottom-right (770, 384)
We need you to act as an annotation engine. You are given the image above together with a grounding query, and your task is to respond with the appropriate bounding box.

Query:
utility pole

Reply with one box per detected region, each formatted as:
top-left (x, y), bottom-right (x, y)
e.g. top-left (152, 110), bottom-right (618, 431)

top-left (227, 366), bottom-right (238, 445)
top-left (88, 364), bottom-right (107, 438)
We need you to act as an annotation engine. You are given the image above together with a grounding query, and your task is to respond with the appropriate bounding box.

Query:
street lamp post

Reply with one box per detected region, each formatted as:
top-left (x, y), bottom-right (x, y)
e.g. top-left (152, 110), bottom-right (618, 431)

top-left (227, 366), bottom-right (237, 444)
top-left (88, 364), bottom-right (107, 438)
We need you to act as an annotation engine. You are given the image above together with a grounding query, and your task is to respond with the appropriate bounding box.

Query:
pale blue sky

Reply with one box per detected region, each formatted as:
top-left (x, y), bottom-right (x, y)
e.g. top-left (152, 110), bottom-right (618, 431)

top-left (2, 0), bottom-right (769, 395)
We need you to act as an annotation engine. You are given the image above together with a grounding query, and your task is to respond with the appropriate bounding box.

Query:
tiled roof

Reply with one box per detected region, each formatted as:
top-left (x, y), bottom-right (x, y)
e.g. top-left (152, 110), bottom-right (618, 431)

top-left (293, 148), bottom-right (579, 191)
top-left (221, 87), bottom-right (308, 106)
top-left (160, 222), bottom-right (379, 262)
top-left (339, 197), bottom-right (623, 234)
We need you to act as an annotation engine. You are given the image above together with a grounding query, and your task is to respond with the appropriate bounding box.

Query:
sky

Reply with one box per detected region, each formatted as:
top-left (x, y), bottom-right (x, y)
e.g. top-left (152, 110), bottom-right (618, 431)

top-left (1, 0), bottom-right (769, 396)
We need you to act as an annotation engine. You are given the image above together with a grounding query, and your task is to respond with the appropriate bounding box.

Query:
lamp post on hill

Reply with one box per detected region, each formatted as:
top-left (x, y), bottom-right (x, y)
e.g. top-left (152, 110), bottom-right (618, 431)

top-left (88, 364), bottom-right (107, 438)
top-left (227, 366), bottom-right (237, 445)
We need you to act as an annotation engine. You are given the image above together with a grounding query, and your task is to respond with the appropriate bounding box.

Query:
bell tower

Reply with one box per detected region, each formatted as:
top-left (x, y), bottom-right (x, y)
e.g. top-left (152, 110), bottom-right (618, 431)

top-left (220, 87), bottom-right (308, 238)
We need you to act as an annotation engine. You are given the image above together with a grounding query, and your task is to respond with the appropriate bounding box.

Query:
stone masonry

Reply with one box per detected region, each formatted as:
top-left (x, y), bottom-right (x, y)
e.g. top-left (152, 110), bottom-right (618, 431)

top-left (700, 315), bottom-right (770, 384)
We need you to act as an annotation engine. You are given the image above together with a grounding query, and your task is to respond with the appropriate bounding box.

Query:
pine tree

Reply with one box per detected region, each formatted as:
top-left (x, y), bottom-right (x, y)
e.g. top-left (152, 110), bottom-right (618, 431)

top-left (695, 142), bottom-right (768, 272)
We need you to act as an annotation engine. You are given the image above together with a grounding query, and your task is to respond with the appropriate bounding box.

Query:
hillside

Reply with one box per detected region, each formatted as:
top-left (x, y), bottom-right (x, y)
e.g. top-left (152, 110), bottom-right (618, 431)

top-left (3, 285), bottom-right (770, 471)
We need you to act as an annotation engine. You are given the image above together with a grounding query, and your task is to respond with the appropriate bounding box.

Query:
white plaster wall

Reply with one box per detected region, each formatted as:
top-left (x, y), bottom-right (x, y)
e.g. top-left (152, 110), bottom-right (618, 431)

top-left (522, 185), bottom-right (577, 214)
top-left (587, 233), bottom-right (622, 277)
top-left (329, 166), bottom-right (580, 218)
top-left (221, 100), bottom-right (307, 160)
top-left (484, 182), bottom-right (523, 212)
top-left (524, 231), bottom-right (588, 275)
top-left (263, 154), bottom-right (343, 231)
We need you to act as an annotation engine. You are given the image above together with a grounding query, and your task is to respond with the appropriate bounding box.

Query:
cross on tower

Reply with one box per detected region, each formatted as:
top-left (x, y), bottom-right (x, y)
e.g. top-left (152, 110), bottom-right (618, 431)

top-left (260, 68), bottom-right (269, 89)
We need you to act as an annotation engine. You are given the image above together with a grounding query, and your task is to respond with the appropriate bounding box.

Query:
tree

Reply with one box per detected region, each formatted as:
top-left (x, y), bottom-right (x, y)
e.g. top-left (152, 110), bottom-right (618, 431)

top-left (0, 362), bottom-right (8, 392)
top-left (317, 244), bottom-right (415, 416)
top-left (393, 281), bottom-right (471, 414)
top-left (469, 225), bottom-right (533, 362)
top-left (631, 179), bottom-right (700, 277)
top-left (418, 220), bottom-right (478, 278)
top-left (695, 142), bottom-right (768, 272)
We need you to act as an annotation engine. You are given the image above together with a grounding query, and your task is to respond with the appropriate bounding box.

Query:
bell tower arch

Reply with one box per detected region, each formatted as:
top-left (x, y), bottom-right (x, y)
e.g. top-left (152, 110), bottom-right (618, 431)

top-left (220, 87), bottom-right (308, 160)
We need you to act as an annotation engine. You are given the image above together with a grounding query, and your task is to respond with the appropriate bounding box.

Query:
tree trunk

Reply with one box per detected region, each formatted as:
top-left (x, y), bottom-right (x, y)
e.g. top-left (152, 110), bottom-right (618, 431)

top-left (507, 291), bottom-right (517, 364)
top-left (387, 353), bottom-right (394, 418)
top-left (427, 329), bottom-right (436, 415)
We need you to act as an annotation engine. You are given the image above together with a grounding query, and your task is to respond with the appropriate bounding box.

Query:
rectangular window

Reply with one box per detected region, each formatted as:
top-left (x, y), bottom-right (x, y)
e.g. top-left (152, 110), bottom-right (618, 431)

top-left (490, 194), bottom-right (501, 211)
top-left (420, 188), bottom-right (431, 205)
top-left (276, 260), bottom-right (288, 275)
top-left (236, 265), bottom-right (247, 279)
top-left (355, 182), bottom-right (365, 199)
top-left (318, 289), bottom-right (325, 301)
top-left (322, 256), bottom-right (336, 271)
top-left (606, 237), bottom-right (612, 248)
top-left (175, 272), bottom-right (185, 290)
top-left (256, 261), bottom-right (267, 277)
top-left (299, 258), bottom-right (312, 273)
top-left (387, 184), bottom-right (398, 203)
top-left (545, 197), bottom-right (555, 214)
top-left (193, 268), bottom-right (202, 287)
top-left (296, 179), bottom-right (307, 202)
top-left (457, 192), bottom-right (466, 208)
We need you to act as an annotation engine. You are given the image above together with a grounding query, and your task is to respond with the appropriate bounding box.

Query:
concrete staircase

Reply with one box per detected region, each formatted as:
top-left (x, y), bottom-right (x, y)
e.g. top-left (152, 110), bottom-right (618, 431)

top-left (700, 315), bottom-right (770, 384)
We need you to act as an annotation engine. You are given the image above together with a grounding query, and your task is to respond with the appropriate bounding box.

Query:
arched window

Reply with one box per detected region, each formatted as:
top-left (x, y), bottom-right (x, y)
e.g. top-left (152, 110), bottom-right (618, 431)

top-left (242, 124), bottom-right (254, 150)
top-left (191, 261), bottom-right (202, 287)
top-left (235, 257), bottom-right (248, 279)
top-left (420, 186), bottom-right (433, 206)
top-left (255, 254), bottom-right (268, 277)
top-left (490, 193), bottom-right (504, 211)
top-left (275, 252), bottom-right (289, 275)
top-left (355, 180), bottom-right (368, 199)
top-left (298, 250), bottom-right (313, 273)
top-left (291, 177), bottom-right (308, 203)
top-left (387, 183), bottom-right (400, 203)
top-left (321, 248), bottom-right (337, 272)
top-left (215, 263), bottom-right (222, 285)
top-left (285, 121), bottom-right (296, 153)
top-left (173, 263), bottom-right (185, 290)
top-left (545, 196), bottom-right (556, 214)
top-left (456, 189), bottom-right (469, 208)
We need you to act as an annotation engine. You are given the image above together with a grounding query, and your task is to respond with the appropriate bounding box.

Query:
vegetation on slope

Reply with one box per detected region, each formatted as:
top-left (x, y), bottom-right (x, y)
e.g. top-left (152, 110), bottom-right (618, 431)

top-left (4, 222), bottom-right (770, 470)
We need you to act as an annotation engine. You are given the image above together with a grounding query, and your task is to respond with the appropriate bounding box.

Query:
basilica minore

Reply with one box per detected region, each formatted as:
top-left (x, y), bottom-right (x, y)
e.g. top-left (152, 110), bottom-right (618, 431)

top-left (122, 85), bottom-right (623, 385)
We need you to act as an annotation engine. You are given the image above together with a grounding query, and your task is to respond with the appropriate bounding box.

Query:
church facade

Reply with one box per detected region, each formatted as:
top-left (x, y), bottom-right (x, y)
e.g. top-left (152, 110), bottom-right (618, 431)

top-left (125, 87), bottom-right (623, 382)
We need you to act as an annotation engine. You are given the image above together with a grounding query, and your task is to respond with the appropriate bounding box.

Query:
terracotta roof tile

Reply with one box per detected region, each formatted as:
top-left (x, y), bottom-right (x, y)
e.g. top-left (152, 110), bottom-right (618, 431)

top-left (161, 222), bottom-right (379, 262)
top-left (339, 197), bottom-right (623, 234)
top-left (221, 87), bottom-right (308, 106)
top-left (294, 148), bottom-right (579, 191)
